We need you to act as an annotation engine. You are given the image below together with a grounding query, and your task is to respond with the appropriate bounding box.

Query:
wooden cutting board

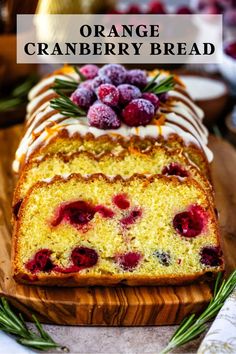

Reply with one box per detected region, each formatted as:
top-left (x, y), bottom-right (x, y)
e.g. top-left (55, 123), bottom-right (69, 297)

top-left (0, 124), bottom-right (235, 326)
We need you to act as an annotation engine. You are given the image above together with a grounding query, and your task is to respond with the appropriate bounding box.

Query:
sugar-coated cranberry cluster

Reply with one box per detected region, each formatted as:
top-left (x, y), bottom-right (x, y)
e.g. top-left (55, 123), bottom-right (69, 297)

top-left (70, 64), bottom-right (163, 129)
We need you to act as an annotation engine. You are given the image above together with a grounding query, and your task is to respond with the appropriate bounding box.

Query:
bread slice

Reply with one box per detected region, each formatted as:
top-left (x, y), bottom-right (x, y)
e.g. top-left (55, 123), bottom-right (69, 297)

top-left (13, 146), bottom-right (213, 208)
top-left (12, 174), bottom-right (223, 287)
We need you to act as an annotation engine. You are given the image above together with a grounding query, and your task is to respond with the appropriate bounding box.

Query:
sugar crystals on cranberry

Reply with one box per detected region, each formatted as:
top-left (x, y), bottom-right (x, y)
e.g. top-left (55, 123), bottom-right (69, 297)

top-left (118, 84), bottom-right (141, 105)
top-left (79, 64), bottom-right (99, 80)
top-left (122, 98), bottom-right (155, 126)
top-left (99, 64), bottom-right (127, 86)
top-left (71, 87), bottom-right (95, 109)
top-left (97, 84), bottom-right (119, 107)
top-left (88, 102), bottom-right (121, 129)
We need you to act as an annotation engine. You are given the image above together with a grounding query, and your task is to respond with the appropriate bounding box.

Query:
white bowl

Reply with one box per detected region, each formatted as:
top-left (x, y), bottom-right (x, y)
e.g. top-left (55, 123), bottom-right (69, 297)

top-left (218, 45), bottom-right (236, 91)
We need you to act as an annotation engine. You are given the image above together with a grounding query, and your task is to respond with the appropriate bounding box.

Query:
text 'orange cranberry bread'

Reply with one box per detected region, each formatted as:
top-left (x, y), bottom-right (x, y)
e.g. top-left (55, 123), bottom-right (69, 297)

top-left (13, 174), bottom-right (223, 286)
top-left (12, 64), bottom-right (223, 286)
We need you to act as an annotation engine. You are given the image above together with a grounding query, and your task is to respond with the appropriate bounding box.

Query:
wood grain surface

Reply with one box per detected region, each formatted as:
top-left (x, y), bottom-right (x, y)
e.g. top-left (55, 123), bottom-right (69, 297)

top-left (0, 124), bottom-right (235, 326)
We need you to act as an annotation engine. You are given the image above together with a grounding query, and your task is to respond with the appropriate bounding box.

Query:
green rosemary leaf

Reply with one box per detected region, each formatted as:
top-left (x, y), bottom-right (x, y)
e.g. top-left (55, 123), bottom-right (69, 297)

top-left (0, 298), bottom-right (67, 352)
top-left (169, 314), bottom-right (195, 340)
top-left (32, 314), bottom-right (52, 341)
top-left (52, 66), bottom-right (85, 93)
top-left (142, 71), bottom-right (160, 92)
top-left (53, 78), bottom-right (78, 92)
top-left (50, 92), bottom-right (86, 118)
top-left (1, 298), bottom-right (27, 332)
top-left (213, 272), bottom-right (223, 298)
top-left (160, 270), bottom-right (236, 354)
top-left (0, 98), bottom-right (23, 111)
top-left (73, 66), bottom-right (86, 82)
top-left (0, 75), bottom-right (37, 112)
top-left (143, 73), bottom-right (175, 96)
top-left (18, 338), bottom-right (60, 350)
top-left (12, 75), bottom-right (38, 98)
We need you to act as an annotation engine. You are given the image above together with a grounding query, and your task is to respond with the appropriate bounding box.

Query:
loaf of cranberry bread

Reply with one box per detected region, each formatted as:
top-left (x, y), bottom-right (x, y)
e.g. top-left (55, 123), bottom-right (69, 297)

top-left (12, 64), bottom-right (223, 286)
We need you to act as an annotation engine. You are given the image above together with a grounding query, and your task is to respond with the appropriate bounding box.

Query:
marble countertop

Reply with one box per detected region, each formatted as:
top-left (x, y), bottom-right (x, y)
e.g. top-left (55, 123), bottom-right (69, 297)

top-left (0, 323), bottom-right (207, 354)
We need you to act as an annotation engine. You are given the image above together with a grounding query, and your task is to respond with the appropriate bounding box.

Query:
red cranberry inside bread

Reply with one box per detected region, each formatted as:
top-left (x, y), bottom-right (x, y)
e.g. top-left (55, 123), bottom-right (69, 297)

top-left (71, 246), bottom-right (98, 268)
top-left (173, 205), bottom-right (207, 238)
top-left (200, 246), bottom-right (223, 267)
top-left (120, 208), bottom-right (142, 228)
top-left (51, 200), bottom-right (96, 228)
top-left (113, 193), bottom-right (130, 209)
top-left (116, 252), bottom-right (142, 271)
top-left (162, 163), bottom-right (189, 178)
top-left (25, 249), bottom-right (54, 273)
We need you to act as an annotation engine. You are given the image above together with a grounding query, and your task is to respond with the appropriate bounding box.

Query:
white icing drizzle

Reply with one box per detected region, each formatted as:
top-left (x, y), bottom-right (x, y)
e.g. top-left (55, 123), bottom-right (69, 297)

top-left (13, 70), bottom-right (213, 173)
top-left (168, 90), bottom-right (204, 121)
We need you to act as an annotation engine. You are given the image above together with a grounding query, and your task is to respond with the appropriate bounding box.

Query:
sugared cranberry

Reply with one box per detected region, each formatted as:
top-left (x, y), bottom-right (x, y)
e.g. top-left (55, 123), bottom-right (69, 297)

top-left (224, 9), bottom-right (236, 27)
top-left (141, 92), bottom-right (159, 109)
top-left (71, 246), bottom-right (98, 268)
top-left (99, 64), bottom-right (127, 86)
top-left (173, 205), bottom-right (207, 238)
top-left (127, 4), bottom-right (142, 14)
top-left (225, 41), bottom-right (236, 60)
top-left (88, 102), bottom-right (121, 129)
top-left (176, 6), bottom-right (193, 14)
top-left (201, 4), bottom-right (222, 14)
top-left (92, 75), bottom-right (112, 90)
top-left (97, 84), bottom-right (119, 107)
top-left (51, 201), bottom-right (96, 228)
top-left (25, 249), bottom-right (53, 273)
top-left (120, 208), bottom-right (142, 227)
top-left (122, 98), bottom-right (155, 126)
top-left (80, 64), bottom-right (99, 80)
top-left (13, 199), bottom-right (23, 219)
top-left (79, 80), bottom-right (94, 91)
top-left (118, 84), bottom-right (141, 105)
top-left (200, 246), bottom-right (223, 267)
top-left (154, 251), bottom-right (171, 266)
top-left (148, 1), bottom-right (166, 14)
top-left (126, 69), bottom-right (147, 88)
top-left (158, 92), bottom-right (168, 102)
top-left (95, 205), bottom-right (115, 218)
top-left (113, 194), bottom-right (130, 210)
top-left (162, 163), bottom-right (189, 178)
top-left (218, 0), bottom-right (232, 8)
top-left (70, 87), bottom-right (95, 109)
top-left (116, 251), bottom-right (142, 271)
top-left (108, 9), bottom-right (123, 14)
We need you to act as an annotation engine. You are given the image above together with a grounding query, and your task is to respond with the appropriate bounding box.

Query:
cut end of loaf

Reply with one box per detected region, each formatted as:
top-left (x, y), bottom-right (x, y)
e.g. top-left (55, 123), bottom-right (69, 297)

top-left (13, 174), bottom-right (223, 286)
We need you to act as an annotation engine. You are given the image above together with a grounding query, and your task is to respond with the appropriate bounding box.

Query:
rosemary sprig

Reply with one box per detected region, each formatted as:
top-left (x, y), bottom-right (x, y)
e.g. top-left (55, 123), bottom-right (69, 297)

top-left (53, 78), bottom-right (78, 92)
top-left (160, 270), bottom-right (236, 354)
top-left (0, 75), bottom-right (37, 112)
top-left (73, 65), bottom-right (86, 82)
top-left (143, 73), bottom-right (175, 95)
top-left (0, 297), bottom-right (68, 352)
top-left (50, 91), bottom-right (86, 117)
top-left (52, 66), bottom-right (85, 93)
